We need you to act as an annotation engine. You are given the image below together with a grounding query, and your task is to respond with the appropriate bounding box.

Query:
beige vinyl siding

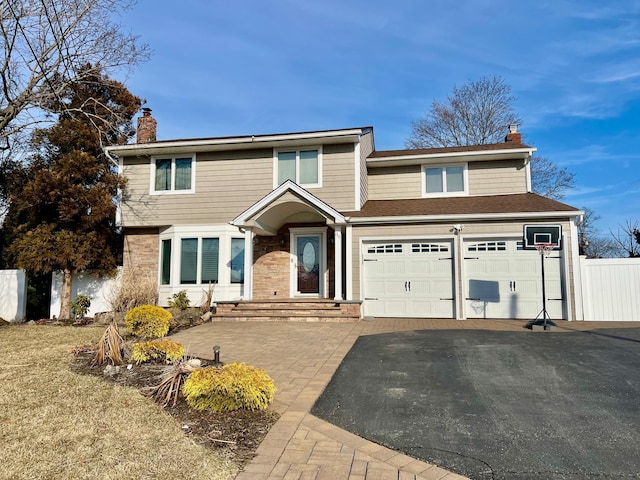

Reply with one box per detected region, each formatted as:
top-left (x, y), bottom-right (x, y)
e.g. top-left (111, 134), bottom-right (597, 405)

top-left (367, 165), bottom-right (422, 200)
top-left (359, 131), bottom-right (375, 208)
top-left (120, 143), bottom-right (357, 227)
top-left (367, 159), bottom-right (528, 200)
top-left (350, 219), bottom-right (577, 319)
top-left (468, 160), bottom-right (528, 195)
top-left (120, 149), bottom-right (274, 227)
top-left (314, 143), bottom-right (356, 211)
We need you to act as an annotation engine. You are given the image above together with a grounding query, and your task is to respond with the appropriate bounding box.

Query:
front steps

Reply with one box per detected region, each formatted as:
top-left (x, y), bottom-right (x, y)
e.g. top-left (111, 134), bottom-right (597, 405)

top-left (214, 299), bottom-right (361, 323)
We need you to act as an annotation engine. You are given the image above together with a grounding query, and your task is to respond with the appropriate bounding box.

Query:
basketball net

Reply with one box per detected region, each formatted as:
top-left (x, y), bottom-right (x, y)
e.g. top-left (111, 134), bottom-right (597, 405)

top-left (534, 243), bottom-right (554, 256)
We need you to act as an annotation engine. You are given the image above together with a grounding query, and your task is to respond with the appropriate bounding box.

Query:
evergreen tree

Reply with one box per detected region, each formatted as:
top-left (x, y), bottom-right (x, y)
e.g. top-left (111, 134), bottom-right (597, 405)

top-left (3, 68), bottom-right (141, 318)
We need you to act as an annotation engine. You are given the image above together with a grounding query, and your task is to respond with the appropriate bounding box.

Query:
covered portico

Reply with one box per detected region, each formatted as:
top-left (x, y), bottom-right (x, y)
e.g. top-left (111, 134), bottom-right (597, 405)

top-left (231, 180), bottom-right (347, 301)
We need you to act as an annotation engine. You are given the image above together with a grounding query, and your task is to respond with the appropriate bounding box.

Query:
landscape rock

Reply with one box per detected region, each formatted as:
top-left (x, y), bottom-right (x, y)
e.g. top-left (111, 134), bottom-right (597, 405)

top-left (103, 365), bottom-right (121, 377)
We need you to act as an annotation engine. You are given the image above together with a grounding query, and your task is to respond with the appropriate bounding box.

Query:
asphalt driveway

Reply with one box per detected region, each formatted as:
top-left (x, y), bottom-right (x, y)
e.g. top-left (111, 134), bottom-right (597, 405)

top-left (312, 327), bottom-right (640, 479)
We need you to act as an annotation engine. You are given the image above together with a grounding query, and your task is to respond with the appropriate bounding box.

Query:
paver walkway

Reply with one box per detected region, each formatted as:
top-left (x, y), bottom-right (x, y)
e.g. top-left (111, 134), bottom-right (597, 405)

top-left (170, 318), bottom-right (638, 480)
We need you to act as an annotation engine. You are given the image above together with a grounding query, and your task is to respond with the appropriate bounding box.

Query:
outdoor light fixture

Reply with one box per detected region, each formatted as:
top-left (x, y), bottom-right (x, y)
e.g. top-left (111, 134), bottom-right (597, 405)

top-left (189, 314), bottom-right (193, 326)
top-left (213, 345), bottom-right (221, 366)
top-left (279, 234), bottom-right (286, 246)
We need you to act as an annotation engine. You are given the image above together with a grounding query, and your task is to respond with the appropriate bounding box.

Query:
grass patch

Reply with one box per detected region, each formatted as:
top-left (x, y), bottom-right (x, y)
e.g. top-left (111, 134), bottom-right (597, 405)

top-left (0, 325), bottom-right (237, 480)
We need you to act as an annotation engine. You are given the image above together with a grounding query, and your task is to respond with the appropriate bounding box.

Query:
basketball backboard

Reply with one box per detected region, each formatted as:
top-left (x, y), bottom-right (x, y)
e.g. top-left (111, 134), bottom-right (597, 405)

top-left (523, 224), bottom-right (562, 250)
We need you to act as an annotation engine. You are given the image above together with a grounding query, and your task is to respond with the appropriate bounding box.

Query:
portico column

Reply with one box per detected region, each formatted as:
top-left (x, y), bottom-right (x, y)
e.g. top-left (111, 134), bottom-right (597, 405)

top-left (334, 225), bottom-right (343, 300)
top-left (243, 227), bottom-right (253, 300)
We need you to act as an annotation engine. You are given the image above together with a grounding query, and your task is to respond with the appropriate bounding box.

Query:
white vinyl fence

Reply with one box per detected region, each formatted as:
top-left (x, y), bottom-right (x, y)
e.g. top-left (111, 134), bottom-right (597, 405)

top-left (579, 257), bottom-right (640, 321)
top-left (50, 268), bottom-right (122, 318)
top-left (0, 270), bottom-right (27, 322)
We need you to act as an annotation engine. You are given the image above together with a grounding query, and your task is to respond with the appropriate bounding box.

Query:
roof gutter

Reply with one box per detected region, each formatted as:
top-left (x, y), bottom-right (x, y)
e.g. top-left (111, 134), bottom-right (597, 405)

top-left (346, 210), bottom-right (584, 225)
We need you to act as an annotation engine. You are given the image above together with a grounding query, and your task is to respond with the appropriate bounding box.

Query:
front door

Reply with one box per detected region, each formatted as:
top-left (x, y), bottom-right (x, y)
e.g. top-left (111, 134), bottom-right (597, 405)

top-left (294, 234), bottom-right (322, 296)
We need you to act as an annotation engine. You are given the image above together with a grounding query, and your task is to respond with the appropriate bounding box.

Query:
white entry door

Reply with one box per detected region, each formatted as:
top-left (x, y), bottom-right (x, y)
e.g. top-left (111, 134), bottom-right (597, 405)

top-left (362, 240), bottom-right (454, 318)
top-left (463, 238), bottom-right (564, 319)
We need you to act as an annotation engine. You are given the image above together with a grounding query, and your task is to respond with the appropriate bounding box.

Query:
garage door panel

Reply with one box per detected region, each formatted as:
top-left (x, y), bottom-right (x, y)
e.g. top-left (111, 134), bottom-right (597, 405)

top-left (515, 259), bottom-right (538, 274)
top-left (363, 240), bottom-right (454, 318)
top-left (464, 239), bottom-right (565, 320)
top-left (385, 260), bottom-right (406, 275)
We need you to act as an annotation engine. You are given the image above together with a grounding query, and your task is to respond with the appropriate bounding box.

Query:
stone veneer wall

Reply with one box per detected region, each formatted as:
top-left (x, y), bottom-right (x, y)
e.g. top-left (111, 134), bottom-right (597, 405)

top-left (253, 234), bottom-right (290, 299)
top-left (252, 224), bottom-right (337, 299)
top-left (122, 227), bottom-right (160, 280)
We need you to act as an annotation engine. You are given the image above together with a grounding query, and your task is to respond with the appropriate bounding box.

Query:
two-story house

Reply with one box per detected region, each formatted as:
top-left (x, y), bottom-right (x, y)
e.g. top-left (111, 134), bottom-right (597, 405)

top-left (105, 110), bottom-right (583, 321)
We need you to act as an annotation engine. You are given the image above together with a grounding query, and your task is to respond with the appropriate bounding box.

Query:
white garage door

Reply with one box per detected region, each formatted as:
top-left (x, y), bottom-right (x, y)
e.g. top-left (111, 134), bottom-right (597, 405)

top-left (363, 240), bottom-right (454, 318)
top-left (464, 239), bottom-right (564, 320)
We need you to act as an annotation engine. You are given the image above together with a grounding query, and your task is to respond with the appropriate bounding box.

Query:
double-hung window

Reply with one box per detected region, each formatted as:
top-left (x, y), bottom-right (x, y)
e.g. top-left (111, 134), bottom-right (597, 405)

top-left (275, 148), bottom-right (321, 187)
top-left (423, 164), bottom-right (467, 197)
top-left (179, 237), bottom-right (220, 285)
top-left (152, 156), bottom-right (195, 193)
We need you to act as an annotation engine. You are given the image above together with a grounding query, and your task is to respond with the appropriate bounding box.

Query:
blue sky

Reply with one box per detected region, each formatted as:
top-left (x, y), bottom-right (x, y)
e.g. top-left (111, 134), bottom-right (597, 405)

top-left (117, 0), bottom-right (639, 239)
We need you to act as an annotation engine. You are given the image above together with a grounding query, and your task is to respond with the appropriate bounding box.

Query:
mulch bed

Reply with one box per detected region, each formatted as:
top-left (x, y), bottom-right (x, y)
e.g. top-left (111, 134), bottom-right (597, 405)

top-left (70, 345), bottom-right (279, 468)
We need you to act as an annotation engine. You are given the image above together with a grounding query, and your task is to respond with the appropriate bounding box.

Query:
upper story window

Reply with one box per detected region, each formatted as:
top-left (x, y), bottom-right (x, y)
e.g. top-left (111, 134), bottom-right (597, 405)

top-left (151, 156), bottom-right (195, 194)
top-left (423, 164), bottom-right (467, 197)
top-left (274, 148), bottom-right (322, 188)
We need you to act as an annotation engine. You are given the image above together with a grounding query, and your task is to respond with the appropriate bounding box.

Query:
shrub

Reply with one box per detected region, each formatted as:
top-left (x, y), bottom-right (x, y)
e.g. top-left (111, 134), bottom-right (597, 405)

top-left (146, 360), bottom-right (201, 407)
top-left (69, 294), bottom-right (91, 320)
top-left (183, 362), bottom-right (276, 412)
top-left (107, 269), bottom-right (158, 313)
top-left (168, 290), bottom-right (190, 310)
top-left (132, 339), bottom-right (185, 364)
top-left (125, 305), bottom-right (172, 338)
top-left (92, 320), bottom-right (124, 366)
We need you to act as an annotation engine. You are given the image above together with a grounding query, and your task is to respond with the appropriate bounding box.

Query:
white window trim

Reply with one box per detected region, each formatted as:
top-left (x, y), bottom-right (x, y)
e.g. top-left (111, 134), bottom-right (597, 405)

top-left (150, 154), bottom-right (196, 195)
top-left (421, 163), bottom-right (468, 198)
top-left (158, 225), bottom-right (239, 287)
top-left (273, 146), bottom-right (323, 189)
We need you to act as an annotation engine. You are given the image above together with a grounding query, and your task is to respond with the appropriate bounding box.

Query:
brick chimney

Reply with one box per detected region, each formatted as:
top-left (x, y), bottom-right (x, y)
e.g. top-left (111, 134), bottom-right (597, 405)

top-left (137, 107), bottom-right (157, 143)
top-left (505, 124), bottom-right (522, 143)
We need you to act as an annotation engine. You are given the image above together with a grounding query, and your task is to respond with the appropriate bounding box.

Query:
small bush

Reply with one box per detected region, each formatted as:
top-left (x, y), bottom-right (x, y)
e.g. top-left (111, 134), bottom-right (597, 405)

top-left (125, 305), bottom-right (172, 338)
top-left (168, 290), bottom-right (190, 310)
top-left (132, 339), bottom-right (185, 364)
top-left (183, 362), bottom-right (276, 412)
top-left (69, 294), bottom-right (91, 320)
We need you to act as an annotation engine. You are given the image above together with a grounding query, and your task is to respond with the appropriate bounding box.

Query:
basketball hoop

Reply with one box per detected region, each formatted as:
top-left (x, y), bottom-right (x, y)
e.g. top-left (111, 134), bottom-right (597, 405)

top-left (534, 243), bottom-right (555, 256)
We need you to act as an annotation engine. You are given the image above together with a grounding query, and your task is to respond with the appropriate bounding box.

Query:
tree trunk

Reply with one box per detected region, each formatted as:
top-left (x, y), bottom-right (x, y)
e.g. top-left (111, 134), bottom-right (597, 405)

top-left (59, 269), bottom-right (73, 319)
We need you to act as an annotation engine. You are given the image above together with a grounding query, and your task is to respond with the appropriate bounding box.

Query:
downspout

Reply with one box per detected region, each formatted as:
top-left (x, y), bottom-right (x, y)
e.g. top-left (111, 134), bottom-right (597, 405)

top-left (104, 147), bottom-right (122, 227)
top-left (524, 151), bottom-right (533, 192)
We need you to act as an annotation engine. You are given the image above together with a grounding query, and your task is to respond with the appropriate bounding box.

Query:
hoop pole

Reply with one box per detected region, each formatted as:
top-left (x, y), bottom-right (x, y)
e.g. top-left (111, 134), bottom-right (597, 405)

top-left (541, 250), bottom-right (548, 327)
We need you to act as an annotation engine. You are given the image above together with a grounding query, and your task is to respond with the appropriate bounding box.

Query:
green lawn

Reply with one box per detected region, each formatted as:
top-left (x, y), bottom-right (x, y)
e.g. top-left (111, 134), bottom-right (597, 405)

top-left (0, 324), bottom-right (237, 480)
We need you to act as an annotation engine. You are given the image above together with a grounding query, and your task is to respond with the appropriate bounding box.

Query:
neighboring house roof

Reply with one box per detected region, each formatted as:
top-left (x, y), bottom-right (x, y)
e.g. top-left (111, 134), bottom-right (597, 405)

top-left (345, 193), bottom-right (581, 222)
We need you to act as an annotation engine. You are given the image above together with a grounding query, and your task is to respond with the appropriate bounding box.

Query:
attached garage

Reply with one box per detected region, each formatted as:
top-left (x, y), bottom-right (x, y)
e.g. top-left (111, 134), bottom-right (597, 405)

top-left (362, 240), bottom-right (454, 318)
top-left (463, 238), bottom-right (564, 320)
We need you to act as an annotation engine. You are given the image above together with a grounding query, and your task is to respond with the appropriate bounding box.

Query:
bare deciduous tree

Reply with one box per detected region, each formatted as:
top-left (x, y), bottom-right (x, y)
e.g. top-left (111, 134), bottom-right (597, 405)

top-left (578, 206), bottom-right (619, 258)
top-left (611, 220), bottom-right (640, 258)
top-left (0, 0), bottom-right (149, 144)
top-left (406, 75), bottom-right (522, 148)
top-left (530, 155), bottom-right (576, 200)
